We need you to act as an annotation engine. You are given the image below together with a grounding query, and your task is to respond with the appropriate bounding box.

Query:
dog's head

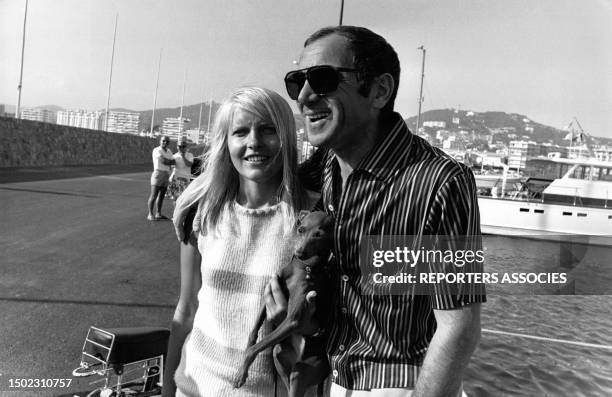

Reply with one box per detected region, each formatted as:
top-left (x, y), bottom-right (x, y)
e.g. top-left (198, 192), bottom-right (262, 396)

top-left (294, 211), bottom-right (334, 259)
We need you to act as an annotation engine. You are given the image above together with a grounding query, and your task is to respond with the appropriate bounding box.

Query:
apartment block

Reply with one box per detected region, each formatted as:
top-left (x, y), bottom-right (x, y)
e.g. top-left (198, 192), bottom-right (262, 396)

top-left (162, 117), bottom-right (191, 140)
top-left (57, 110), bottom-right (104, 130)
top-left (508, 140), bottom-right (541, 170)
top-left (20, 108), bottom-right (57, 123)
top-left (105, 111), bottom-right (140, 134)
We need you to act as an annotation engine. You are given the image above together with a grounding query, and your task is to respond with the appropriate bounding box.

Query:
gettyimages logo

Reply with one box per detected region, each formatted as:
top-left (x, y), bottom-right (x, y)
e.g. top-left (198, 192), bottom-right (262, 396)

top-left (358, 235), bottom-right (588, 296)
top-left (371, 246), bottom-right (485, 268)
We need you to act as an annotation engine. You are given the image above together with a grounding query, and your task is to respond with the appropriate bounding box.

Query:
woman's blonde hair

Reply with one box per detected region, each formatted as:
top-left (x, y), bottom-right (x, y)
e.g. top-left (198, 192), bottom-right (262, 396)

top-left (174, 86), bottom-right (307, 234)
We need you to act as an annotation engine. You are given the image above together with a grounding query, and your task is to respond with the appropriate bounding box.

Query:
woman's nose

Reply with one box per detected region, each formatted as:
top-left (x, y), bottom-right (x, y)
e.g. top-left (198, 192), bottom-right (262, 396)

top-left (246, 128), bottom-right (262, 148)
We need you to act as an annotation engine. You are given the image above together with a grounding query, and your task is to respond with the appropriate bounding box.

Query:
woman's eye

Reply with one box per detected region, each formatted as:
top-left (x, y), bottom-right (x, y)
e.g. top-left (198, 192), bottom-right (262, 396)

top-left (297, 226), bottom-right (305, 234)
top-left (261, 126), bottom-right (276, 135)
top-left (232, 128), bottom-right (248, 136)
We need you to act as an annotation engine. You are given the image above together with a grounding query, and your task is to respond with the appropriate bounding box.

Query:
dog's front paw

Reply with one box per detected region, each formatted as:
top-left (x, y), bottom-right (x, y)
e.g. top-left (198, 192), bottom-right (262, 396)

top-left (232, 367), bottom-right (248, 388)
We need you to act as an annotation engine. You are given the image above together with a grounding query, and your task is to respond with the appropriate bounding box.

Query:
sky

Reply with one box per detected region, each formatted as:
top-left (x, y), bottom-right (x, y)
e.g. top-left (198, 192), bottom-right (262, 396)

top-left (1, 0), bottom-right (611, 137)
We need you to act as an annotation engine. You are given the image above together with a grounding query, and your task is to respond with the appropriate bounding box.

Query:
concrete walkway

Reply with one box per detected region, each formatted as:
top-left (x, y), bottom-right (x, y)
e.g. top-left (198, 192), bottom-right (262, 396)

top-left (0, 167), bottom-right (180, 396)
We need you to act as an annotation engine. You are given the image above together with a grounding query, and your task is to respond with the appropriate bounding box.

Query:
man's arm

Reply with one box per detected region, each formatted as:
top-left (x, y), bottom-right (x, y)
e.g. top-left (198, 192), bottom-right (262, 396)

top-left (182, 152), bottom-right (194, 167)
top-left (162, 157), bottom-right (176, 166)
top-left (413, 303), bottom-right (481, 397)
top-left (416, 166), bottom-right (485, 396)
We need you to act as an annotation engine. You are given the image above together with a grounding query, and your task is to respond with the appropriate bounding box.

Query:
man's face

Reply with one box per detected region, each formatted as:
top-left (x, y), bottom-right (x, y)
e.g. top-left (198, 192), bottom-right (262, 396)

top-left (296, 34), bottom-right (374, 150)
top-left (160, 137), bottom-right (170, 149)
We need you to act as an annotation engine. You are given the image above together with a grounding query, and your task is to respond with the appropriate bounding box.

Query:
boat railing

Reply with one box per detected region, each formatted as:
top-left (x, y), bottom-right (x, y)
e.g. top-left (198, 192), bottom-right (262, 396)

top-left (478, 180), bottom-right (612, 209)
top-left (539, 187), bottom-right (582, 206)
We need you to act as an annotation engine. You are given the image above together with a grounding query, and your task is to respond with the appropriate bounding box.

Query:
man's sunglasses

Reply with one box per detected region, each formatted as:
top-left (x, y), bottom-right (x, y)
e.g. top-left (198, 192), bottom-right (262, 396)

top-left (284, 65), bottom-right (358, 100)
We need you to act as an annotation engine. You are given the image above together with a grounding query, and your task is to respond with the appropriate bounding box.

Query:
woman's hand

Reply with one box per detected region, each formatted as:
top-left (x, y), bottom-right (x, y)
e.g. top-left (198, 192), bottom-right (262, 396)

top-left (174, 205), bottom-right (200, 242)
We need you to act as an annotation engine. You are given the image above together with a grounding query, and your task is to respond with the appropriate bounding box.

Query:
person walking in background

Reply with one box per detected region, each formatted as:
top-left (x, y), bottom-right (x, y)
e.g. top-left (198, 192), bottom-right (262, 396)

top-left (168, 136), bottom-right (194, 200)
top-left (147, 135), bottom-right (175, 221)
top-left (164, 87), bottom-right (314, 397)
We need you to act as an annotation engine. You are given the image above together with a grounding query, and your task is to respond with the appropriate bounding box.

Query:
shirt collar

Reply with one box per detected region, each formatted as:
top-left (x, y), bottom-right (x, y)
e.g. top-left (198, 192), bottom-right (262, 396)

top-left (353, 112), bottom-right (413, 183)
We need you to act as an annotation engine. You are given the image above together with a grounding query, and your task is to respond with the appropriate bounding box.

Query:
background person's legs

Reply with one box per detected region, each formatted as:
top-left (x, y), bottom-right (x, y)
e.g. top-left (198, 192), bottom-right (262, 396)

top-left (147, 185), bottom-right (159, 220)
top-left (156, 186), bottom-right (168, 218)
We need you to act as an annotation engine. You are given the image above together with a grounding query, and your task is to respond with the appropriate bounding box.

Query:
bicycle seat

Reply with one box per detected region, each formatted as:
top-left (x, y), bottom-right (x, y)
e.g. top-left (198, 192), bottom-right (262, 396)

top-left (88, 326), bottom-right (170, 365)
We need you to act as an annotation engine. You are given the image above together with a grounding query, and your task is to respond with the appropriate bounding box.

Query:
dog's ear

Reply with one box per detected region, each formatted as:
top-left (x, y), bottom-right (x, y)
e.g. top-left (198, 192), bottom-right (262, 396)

top-left (297, 210), bottom-right (310, 225)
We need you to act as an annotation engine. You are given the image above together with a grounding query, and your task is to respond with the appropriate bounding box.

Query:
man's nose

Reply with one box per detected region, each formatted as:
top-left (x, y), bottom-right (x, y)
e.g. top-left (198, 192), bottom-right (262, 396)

top-left (297, 80), bottom-right (319, 106)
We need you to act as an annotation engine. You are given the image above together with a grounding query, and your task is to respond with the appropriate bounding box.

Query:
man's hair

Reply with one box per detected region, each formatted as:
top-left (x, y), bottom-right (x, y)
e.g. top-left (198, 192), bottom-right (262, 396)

top-left (304, 26), bottom-right (401, 116)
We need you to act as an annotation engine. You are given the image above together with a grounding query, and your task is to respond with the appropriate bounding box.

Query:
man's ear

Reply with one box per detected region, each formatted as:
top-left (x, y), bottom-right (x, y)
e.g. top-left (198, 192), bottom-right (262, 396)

top-left (371, 73), bottom-right (395, 110)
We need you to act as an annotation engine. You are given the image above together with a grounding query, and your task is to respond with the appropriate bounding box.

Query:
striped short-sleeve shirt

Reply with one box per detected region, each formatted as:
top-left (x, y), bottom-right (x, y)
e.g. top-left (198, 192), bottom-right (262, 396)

top-left (299, 112), bottom-right (486, 390)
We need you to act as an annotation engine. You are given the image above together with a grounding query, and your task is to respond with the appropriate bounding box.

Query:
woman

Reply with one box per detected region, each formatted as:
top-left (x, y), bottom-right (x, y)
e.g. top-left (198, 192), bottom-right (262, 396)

top-left (163, 87), bottom-right (311, 397)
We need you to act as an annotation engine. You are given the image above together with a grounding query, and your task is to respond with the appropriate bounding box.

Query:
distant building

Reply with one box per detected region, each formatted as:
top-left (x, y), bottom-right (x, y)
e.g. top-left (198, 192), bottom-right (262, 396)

top-left (20, 108), bottom-right (56, 123)
top-left (296, 128), bottom-right (316, 163)
top-left (443, 135), bottom-right (464, 150)
top-left (478, 153), bottom-right (506, 167)
top-left (423, 121), bottom-right (446, 128)
top-left (508, 140), bottom-right (541, 170)
top-left (106, 111), bottom-right (140, 134)
top-left (162, 117), bottom-right (191, 140)
top-left (184, 128), bottom-right (208, 144)
top-left (592, 145), bottom-right (612, 162)
top-left (57, 110), bottom-right (104, 130)
top-left (0, 104), bottom-right (5, 117)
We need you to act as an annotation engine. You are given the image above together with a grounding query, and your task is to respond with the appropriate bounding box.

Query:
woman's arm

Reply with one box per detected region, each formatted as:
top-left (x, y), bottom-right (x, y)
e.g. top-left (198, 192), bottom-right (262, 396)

top-left (163, 232), bottom-right (202, 397)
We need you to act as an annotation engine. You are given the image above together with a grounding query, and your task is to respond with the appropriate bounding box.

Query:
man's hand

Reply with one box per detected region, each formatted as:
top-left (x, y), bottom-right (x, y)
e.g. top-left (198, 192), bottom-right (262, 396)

top-left (264, 275), bottom-right (288, 325)
top-left (413, 303), bottom-right (481, 397)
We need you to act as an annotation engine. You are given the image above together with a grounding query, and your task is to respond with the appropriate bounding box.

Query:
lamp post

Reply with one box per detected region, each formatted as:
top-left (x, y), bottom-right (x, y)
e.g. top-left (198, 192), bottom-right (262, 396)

top-left (150, 48), bottom-right (162, 137)
top-left (16, 0), bottom-right (29, 119)
top-left (104, 13), bottom-right (118, 131)
top-left (416, 46), bottom-right (426, 134)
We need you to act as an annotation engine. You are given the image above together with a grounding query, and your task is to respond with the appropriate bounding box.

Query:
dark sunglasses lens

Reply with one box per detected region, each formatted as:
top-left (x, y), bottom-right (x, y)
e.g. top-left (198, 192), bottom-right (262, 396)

top-left (285, 71), bottom-right (306, 100)
top-left (309, 66), bottom-right (340, 95)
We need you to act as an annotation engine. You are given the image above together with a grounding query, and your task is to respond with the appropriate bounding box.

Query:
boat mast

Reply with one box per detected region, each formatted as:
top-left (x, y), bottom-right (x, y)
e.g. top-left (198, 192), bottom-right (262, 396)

top-left (104, 13), bottom-right (118, 131)
top-left (197, 94), bottom-right (204, 144)
top-left (150, 48), bottom-right (162, 137)
top-left (206, 98), bottom-right (213, 141)
top-left (416, 46), bottom-right (426, 133)
top-left (178, 69), bottom-right (187, 140)
top-left (15, 0), bottom-right (29, 119)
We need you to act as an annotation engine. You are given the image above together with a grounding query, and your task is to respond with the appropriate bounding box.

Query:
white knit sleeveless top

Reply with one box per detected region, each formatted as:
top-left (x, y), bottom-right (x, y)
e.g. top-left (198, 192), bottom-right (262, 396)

top-left (175, 201), bottom-right (296, 397)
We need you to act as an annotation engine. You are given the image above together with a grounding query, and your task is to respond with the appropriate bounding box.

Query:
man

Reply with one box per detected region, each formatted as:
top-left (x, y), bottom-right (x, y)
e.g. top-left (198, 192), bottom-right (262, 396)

top-left (265, 26), bottom-right (485, 396)
top-left (147, 135), bottom-right (175, 221)
top-left (169, 137), bottom-right (194, 199)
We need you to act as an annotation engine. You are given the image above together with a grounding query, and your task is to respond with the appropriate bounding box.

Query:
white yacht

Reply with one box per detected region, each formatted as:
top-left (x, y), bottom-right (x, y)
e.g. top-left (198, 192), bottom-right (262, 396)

top-left (477, 158), bottom-right (612, 246)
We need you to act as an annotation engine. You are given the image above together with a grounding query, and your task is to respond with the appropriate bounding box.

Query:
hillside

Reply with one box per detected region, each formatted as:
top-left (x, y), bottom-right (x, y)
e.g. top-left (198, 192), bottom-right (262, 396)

top-left (137, 102), bottom-right (221, 132)
top-left (405, 109), bottom-right (612, 147)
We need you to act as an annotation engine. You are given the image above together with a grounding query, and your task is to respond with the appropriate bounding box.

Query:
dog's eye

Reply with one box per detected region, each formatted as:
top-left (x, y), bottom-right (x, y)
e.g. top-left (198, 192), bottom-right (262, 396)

top-left (297, 226), bottom-right (305, 234)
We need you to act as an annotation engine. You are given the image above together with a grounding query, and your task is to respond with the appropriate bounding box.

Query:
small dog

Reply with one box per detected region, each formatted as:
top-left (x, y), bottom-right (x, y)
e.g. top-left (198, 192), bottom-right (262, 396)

top-left (233, 211), bottom-right (334, 397)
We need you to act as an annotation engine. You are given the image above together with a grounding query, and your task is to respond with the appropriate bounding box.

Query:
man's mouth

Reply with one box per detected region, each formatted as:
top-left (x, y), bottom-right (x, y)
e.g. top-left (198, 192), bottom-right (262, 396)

top-left (305, 111), bottom-right (331, 126)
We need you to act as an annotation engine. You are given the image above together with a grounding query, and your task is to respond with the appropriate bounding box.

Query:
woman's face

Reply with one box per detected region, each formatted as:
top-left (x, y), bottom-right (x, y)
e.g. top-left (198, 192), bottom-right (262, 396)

top-left (227, 107), bottom-right (283, 187)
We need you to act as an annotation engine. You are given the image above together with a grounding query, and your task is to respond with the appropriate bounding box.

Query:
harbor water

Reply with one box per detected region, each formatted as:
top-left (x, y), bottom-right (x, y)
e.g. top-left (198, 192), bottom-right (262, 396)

top-left (464, 236), bottom-right (612, 396)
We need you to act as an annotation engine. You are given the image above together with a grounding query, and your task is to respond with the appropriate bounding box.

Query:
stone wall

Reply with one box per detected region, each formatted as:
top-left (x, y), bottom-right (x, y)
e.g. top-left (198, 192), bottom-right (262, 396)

top-left (0, 117), bottom-right (160, 167)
